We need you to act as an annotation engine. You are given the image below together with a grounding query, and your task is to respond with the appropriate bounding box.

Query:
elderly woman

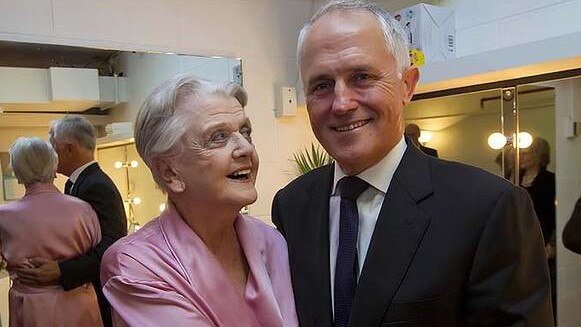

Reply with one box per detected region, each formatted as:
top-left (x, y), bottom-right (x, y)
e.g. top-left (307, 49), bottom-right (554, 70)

top-left (0, 137), bottom-right (102, 327)
top-left (520, 137), bottom-right (555, 248)
top-left (100, 76), bottom-right (298, 327)
top-left (520, 136), bottom-right (556, 321)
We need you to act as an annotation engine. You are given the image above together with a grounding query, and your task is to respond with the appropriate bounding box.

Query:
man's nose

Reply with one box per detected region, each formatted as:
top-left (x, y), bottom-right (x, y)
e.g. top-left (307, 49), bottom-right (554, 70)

top-left (331, 81), bottom-right (358, 115)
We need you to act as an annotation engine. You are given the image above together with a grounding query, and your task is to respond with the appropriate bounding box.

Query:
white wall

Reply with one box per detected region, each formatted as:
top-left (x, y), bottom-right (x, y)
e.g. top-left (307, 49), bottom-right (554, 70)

top-left (0, 0), bottom-right (322, 222)
top-left (551, 78), bottom-right (581, 327)
top-left (444, 0), bottom-right (581, 57)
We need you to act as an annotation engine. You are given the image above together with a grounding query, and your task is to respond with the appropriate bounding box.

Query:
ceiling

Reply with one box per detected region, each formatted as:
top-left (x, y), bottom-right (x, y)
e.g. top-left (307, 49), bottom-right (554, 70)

top-left (0, 41), bottom-right (123, 116)
top-left (0, 41), bottom-right (119, 75)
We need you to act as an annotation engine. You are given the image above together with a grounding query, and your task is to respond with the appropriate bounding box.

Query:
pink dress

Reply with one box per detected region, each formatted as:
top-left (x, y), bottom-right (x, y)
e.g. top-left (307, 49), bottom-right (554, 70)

top-left (0, 183), bottom-right (103, 327)
top-left (101, 203), bottom-right (299, 327)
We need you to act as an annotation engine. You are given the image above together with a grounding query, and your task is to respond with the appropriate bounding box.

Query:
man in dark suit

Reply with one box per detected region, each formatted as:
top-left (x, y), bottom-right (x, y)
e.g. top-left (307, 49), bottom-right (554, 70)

top-left (17, 115), bottom-right (127, 327)
top-left (404, 123), bottom-right (438, 157)
top-left (272, 1), bottom-right (553, 326)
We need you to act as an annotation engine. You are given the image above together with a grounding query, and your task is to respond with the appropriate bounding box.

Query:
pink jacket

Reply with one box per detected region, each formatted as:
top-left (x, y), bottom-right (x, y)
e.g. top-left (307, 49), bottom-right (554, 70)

top-left (0, 183), bottom-right (102, 327)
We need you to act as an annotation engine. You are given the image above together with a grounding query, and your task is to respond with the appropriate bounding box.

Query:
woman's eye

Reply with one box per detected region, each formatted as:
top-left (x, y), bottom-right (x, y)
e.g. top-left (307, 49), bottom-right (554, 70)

top-left (241, 127), bottom-right (252, 141)
top-left (210, 131), bottom-right (228, 142)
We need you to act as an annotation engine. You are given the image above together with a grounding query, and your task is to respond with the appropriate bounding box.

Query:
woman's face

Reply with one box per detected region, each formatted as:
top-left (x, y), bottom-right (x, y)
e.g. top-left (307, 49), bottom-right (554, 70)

top-left (520, 147), bottom-right (539, 170)
top-left (168, 94), bottom-right (259, 210)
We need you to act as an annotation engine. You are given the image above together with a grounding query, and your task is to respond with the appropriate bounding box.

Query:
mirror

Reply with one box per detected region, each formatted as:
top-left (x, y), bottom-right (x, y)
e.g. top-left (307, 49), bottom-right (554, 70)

top-left (0, 40), bottom-right (242, 325)
top-left (0, 41), bottom-right (242, 326)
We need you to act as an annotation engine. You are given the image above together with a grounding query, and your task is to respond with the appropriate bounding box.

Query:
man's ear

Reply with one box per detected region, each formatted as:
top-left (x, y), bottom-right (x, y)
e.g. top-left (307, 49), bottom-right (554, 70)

top-left (63, 141), bottom-right (76, 157)
top-left (152, 158), bottom-right (185, 193)
top-left (401, 66), bottom-right (420, 106)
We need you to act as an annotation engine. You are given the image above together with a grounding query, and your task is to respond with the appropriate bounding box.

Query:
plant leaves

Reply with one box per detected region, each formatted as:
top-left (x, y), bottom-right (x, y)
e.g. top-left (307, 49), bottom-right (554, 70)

top-left (292, 143), bottom-right (333, 175)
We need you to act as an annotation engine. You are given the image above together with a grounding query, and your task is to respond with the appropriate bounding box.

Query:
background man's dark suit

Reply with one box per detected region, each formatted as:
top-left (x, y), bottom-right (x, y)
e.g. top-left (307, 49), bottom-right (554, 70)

top-left (60, 162), bottom-right (127, 327)
top-left (419, 144), bottom-right (438, 158)
top-left (272, 142), bottom-right (552, 327)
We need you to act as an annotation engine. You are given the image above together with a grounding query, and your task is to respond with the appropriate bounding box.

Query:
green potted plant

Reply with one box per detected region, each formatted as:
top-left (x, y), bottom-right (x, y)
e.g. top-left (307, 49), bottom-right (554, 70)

top-left (293, 143), bottom-right (333, 175)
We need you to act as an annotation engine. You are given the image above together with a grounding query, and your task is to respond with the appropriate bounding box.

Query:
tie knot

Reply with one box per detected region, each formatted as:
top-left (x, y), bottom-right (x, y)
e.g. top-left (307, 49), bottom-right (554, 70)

top-left (338, 176), bottom-right (368, 201)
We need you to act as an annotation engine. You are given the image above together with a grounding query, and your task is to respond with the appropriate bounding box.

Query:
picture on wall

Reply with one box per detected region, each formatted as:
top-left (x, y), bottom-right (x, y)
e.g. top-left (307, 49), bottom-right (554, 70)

top-left (0, 152), bottom-right (24, 201)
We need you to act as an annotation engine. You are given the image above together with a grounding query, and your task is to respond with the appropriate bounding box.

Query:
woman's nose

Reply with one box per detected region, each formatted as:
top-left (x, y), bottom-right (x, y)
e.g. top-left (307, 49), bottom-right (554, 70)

top-left (232, 133), bottom-right (253, 158)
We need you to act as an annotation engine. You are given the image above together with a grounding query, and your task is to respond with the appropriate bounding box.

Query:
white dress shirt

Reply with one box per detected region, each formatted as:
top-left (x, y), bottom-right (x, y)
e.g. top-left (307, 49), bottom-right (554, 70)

top-left (329, 137), bottom-right (407, 312)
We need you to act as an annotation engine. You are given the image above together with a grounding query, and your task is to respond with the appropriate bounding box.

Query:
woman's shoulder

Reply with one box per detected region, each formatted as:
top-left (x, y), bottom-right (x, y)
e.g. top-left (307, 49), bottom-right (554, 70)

top-left (103, 218), bottom-right (164, 266)
top-left (241, 215), bottom-right (287, 247)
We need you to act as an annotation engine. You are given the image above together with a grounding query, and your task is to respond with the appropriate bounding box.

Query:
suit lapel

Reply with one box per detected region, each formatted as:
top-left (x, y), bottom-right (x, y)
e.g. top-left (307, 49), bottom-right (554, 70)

top-left (349, 143), bottom-right (433, 327)
top-left (70, 162), bottom-right (99, 196)
top-left (298, 166), bottom-right (334, 327)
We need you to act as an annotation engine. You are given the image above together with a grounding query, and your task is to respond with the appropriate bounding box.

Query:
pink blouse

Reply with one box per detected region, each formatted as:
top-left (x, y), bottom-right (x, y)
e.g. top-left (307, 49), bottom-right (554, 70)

top-left (101, 204), bottom-right (298, 327)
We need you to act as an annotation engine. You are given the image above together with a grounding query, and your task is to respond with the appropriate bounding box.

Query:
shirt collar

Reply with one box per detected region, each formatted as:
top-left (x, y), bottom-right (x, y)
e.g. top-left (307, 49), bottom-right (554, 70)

top-left (69, 160), bottom-right (97, 183)
top-left (332, 136), bottom-right (407, 195)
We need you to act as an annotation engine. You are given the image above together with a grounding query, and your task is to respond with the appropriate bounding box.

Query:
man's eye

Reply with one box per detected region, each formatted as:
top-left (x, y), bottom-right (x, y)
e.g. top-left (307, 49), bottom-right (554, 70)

top-left (311, 81), bottom-right (332, 94)
top-left (352, 73), bottom-right (371, 83)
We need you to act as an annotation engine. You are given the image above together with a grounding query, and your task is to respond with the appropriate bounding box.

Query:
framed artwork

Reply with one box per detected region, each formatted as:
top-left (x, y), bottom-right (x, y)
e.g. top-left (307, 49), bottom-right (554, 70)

top-left (0, 152), bottom-right (24, 201)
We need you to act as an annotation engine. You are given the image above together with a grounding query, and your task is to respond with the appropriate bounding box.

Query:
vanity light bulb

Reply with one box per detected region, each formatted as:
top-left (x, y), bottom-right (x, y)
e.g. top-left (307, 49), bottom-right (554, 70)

top-left (517, 132), bottom-right (533, 149)
top-left (114, 161), bottom-right (123, 169)
top-left (133, 197), bottom-right (142, 205)
top-left (418, 130), bottom-right (433, 144)
top-left (488, 133), bottom-right (507, 150)
top-left (130, 160), bottom-right (139, 168)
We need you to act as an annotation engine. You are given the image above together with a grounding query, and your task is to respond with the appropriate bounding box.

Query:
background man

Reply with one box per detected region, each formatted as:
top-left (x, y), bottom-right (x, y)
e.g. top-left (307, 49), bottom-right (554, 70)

top-left (17, 115), bottom-right (127, 327)
top-left (272, 1), bottom-right (553, 326)
top-left (404, 123), bottom-right (438, 157)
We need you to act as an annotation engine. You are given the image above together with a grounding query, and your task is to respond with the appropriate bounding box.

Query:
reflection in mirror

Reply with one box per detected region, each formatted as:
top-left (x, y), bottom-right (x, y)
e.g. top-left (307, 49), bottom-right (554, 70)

top-left (0, 40), bottom-right (242, 220)
top-left (406, 86), bottom-right (555, 180)
top-left (407, 85), bottom-right (557, 321)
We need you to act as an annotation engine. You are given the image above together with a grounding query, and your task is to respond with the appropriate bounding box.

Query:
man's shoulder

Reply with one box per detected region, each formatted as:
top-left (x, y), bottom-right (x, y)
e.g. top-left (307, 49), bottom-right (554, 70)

top-left (277, 164), bottom-right (332, 198)
top-left (427, 158), bottom-right (513, 194)
top-left (77, 165), bottom-right (118, 191)
top-left (103, 218), bottom-right (163, 261)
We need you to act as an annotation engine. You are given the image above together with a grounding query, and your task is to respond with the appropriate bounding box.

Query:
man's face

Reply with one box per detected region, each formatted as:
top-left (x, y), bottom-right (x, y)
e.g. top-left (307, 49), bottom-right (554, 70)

top-left (300, 11), bottom-right (418, 175)
top-left (49, 132), bottom-right (72, 176)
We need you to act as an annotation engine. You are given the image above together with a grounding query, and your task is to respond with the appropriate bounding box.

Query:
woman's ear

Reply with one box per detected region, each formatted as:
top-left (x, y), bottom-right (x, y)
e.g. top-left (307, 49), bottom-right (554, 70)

top-left (152, 158), bottom-right (185, 193)
top-left (401, 66), bottom-right (420, 106)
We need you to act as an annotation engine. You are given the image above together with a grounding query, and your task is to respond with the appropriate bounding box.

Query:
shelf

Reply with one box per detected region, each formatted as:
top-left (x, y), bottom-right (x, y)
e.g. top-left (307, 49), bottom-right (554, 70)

top-left (416, 31), bottom-right (581, 95)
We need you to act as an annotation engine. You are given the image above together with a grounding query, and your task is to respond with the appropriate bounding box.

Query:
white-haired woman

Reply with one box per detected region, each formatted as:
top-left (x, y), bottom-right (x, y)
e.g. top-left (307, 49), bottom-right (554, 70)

top-left (100, 76), bottom-right (298, 327)
top-left (0, 137), bottom-right (103, 327)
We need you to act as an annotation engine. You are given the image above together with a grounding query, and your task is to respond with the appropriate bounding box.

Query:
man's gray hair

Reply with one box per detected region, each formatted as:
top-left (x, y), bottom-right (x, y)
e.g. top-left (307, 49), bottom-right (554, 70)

top-left (134, 74), bottom-right (247, 188)
top-left (50, 115), bottom-right (96, 151)
top-left (297, 0), bottom-right (410, 74)
top-left (10, 137), bottom-right (58, 185)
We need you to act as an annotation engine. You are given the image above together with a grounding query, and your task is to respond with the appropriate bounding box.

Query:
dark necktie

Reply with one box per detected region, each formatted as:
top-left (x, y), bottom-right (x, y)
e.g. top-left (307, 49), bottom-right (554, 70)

top-left (334, 176), bottom-right (369, 327)
top-left (64, 179), bottom-right (73, 195)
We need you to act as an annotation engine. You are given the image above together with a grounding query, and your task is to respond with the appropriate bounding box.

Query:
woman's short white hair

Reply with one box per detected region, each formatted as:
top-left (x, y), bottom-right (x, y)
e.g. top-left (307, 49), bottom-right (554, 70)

top-left (134, 74), bottom-right (247, 189)
top-left (297, 0), bottom-right (410, 74)
top-left (10, 137), bottom-right (58, 185)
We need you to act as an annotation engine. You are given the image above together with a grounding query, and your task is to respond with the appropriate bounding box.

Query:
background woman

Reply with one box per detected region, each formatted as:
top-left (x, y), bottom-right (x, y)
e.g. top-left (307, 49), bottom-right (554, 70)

top-left (520, 136), bottom-right (556, 321)
top-left (0, 137), bottom-right (102, 327)
top-left (101, 76), bottom-right (298, 326)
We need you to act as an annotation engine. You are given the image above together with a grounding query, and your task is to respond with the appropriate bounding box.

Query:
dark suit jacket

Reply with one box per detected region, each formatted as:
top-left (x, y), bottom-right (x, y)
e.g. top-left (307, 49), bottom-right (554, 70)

top-left (58, 163), bottom-right (127, 326)
top-left (419, 145), bottom-right (438, 158)
top-left (563, 196), bottom-right (581, 254)
top-left (521, 168), bottom-right (555, 245)
top-left (272, 142), bottom-right (553, 327)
